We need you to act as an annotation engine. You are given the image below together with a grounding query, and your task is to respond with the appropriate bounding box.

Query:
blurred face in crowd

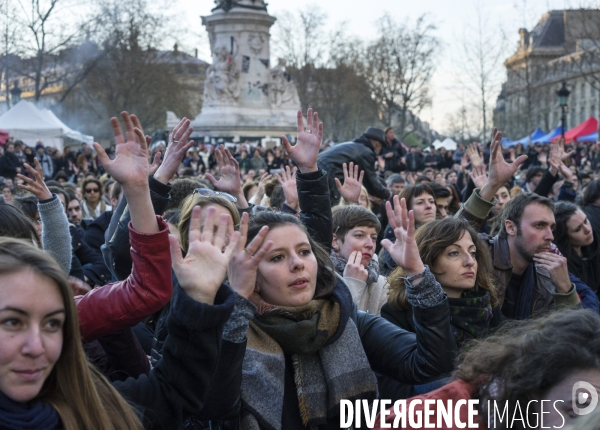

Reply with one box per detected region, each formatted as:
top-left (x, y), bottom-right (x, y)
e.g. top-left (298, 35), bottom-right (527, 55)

top-left (2, 187), bottom-right (12, 203)
top-left (566, 209), bottom-right (594, 249)
top-left (386, 129), bottom-right (395, 142)
top-left (491, 186), bottom-right (511, 217)
top-left (424, 170), bottom-right (434, 181)
top-left (358, 189), bottom-right (369, 209)
top-left (255, 225), bottom-right (318, 307)
top-left (431, 230), bottom-right (477, 298)
top-left (83, 182), bottom-right (100, 205)
top-left (388, 181), bottom-right (405, 196)
top-left (529, 172), bottom-right (544, 189)
top-left (435, 196), bottom-right (450, 219)
top-left (539, 369), bottom-right (600, 428)
top-left (411, 192), bottom-right (436, 225)
top-left (435, 173), bottom-right (445, 186)
top-left (446, 172), bottom-right (457, 184)
top-left (67, 200), bottom-right (82, 225)
top-left (0, 269), bottom-right (64, 402)
top-left (6, 144), bottom-right (14, 153)
top-left (333, 225), bottom-right (378, 268)
top-left (506, 203), bottom-right (555, 262)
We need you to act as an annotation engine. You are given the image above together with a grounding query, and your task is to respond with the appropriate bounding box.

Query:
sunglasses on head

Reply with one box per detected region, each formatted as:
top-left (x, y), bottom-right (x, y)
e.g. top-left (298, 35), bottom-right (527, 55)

top-left (193, 188), bottom-right (237, 203)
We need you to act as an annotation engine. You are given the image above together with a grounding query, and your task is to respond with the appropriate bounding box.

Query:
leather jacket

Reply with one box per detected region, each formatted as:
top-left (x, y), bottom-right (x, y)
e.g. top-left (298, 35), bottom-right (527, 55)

top-left (318, 135), bottom-right (391, 206)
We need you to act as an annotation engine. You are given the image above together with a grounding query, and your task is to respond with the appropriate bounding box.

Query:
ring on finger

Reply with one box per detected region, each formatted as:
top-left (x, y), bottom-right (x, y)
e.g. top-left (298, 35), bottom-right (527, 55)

top-left (243, 248), bottom-right (253, 256)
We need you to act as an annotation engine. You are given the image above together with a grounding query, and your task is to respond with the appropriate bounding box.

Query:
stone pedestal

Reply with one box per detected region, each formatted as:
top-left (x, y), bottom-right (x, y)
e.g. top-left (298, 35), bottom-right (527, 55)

top-left (192, 0), bottom-right (300, 139)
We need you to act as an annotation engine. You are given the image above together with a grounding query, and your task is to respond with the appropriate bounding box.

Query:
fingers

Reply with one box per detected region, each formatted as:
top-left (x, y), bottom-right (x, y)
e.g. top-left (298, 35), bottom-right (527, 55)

top-left (189, 205), bottom-right (202, 244)
top-left (213, 213), bottom-right (231, 251)
top-left (296, 110), bottom-right (304, 134)
top-left (149, 152), bottom-right (161, 174)
top-left (342, 162), bottom-right (348, 179)
top-left (399, 197), bottom-right (409, 231)
top-left (93, 142), bottom-right (110, 167)
top-left (386, 200), bottom-right (398, 230)
top-left (169, 234), bottom-right (184, 268)
top-left (281, 135), bottom-right (293, 154)
top-left (358, 169), bottom-right (364, 184)
top-left (204, 172), bottom-right (217, 186)
top-left (245, 225), bottom-right (270, 256)
top-left (334, 177), bottom-right (343, 192)
top-left (237, 212), bottom-right (249, 251)
top-left (130, 114), bottom-right (145, 137)
top-left (121, 111), bottom-right (136, 143)
top-left (381, 238), bottom-right (393, 253)
top-left (134, 127), bottom-right (147, 150)
top-left (407, 210), bottom-right (416, 239)
top-left (110, 117), bottom-right (125, 145)
top-left (306, 107), bottom-right (313, 132)
top-left (512, 154), bottom-right (528, 170)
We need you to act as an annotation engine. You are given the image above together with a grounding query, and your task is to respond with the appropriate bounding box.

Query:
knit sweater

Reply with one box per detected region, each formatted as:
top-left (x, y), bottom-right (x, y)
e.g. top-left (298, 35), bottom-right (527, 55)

top-left (38, 195), bottom-right (72, 274)
top-left (343, 274), bottom-right (389, 315)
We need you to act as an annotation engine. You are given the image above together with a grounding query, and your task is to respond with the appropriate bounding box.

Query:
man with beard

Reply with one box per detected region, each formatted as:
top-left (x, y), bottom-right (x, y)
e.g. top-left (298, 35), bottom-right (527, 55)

top-left (481, 193), bottom-right (579, 318)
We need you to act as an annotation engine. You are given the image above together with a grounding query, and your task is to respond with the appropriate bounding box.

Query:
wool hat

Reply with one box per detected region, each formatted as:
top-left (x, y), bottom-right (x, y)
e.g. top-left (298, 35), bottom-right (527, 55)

top-left (363, 127), bottom-right (387, 146)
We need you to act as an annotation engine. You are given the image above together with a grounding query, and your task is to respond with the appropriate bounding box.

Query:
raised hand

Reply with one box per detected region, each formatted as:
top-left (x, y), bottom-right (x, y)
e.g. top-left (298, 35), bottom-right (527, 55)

top-left (206, 146), bottom-right (242, 194)
top-left (227, 212), bottom-right (273, 298)
top-left (275, 165), bottom-right (299, 210)
top-left (466, 143), bottom-right (483, 168)
top-left (149, 152), bottom-right (162, 176)
top-left (381, 196), bottom-right (425, 277)
top-left (169, 206), bottom-right (240, 304)
top-left (480, 128), bottom-right (528, 201)
top-left (16, 158), bottom-right (52, 201)
top-left (249, 172), bottom-right (272, 205)
top-left (94, 112), bottom-right (149, 188)
top-left (469, 164), bottom-right (488, 189)
top-left (343, 250), bottom-right (368, 283)
top-left (154, 118), bottom-right (194, 184)
top-left (335, 162), bottom-right (364, 205)
top-left (281, 108), bottom-right (322, 173)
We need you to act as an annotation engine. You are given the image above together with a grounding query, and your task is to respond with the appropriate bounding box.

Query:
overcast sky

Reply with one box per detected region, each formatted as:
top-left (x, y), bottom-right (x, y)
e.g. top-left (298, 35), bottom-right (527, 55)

top-left (170, 0), bottom-right (577, 136)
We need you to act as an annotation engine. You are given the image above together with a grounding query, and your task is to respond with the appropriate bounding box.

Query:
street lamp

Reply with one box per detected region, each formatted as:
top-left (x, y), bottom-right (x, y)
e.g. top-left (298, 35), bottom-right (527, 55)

top-left (556, 81), bottom-right (571, 141)
top-left (10, 81), bottom-right (22, 106)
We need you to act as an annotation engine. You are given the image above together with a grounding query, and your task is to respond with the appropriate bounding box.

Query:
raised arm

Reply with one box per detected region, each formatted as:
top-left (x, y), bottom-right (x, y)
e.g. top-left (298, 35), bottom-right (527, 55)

top-left (205, 146), bottom-right (249, 209)
top-left (17, 158), bottom-right (71, 274)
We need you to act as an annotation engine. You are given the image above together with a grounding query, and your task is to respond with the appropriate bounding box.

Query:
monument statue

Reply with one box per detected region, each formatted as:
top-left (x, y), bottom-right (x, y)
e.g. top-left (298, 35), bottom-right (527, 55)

top-left (192, 0), bottom-right (300, 138)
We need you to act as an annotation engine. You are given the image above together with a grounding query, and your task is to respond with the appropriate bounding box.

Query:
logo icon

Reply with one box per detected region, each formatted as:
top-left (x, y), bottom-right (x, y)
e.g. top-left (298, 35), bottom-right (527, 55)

top-left (572, 381), bottom-right (598, 416)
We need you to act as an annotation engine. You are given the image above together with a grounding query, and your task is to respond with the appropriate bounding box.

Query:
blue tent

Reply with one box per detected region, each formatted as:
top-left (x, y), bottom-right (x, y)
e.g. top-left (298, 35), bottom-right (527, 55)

top-left (578, 132), bottom-right (598, 142)
top-left (503, 128), bottom-right (546, 147)
top-left (535, 126), bottom-right (562, 144)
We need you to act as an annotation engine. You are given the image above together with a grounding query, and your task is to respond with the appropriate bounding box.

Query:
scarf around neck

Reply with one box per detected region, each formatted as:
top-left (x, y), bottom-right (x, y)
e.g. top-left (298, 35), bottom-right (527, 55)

top-left (242, 279), bottom-right (377, 429)
top-left (448, 288), bottom-right (493, 349)
top-left (0, 391), bottom-right (60, 430)
top-left (330, 250), bottom-right (380, 285)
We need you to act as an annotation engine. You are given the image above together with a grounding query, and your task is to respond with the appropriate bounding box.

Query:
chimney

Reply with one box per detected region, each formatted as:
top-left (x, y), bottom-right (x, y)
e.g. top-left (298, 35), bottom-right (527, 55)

top-left (174, 43), bottom-right (178, 54)
top-left (194, 48), bottom-right (198, 58)
top-left (519, 28), bottom-right (529, 48)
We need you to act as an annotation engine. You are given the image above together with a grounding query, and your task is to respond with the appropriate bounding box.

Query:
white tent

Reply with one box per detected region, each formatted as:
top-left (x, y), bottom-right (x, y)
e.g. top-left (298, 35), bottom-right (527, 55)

top-left (0, 100), bottom-right (93, 151)
top-left (431, 139), bottom-right (442, 149)
top-left (434, 137), bottom-right (458, 150)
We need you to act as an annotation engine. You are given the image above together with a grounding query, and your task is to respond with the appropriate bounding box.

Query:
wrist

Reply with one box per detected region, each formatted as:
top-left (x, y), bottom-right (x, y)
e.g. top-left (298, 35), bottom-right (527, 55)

top-left (298, 165), bottom-right (318, 174)
top-left (405, 264), bottom-right (425, 277)
top-left (153, 169), bottom-right (171, 185)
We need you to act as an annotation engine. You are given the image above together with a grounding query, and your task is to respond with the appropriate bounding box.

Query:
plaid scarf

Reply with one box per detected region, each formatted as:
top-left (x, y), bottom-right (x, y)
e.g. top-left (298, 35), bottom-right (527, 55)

top-left (241, 282), bottom-right (377, 429)
top-left (448, 288), bottom-right (494, 349)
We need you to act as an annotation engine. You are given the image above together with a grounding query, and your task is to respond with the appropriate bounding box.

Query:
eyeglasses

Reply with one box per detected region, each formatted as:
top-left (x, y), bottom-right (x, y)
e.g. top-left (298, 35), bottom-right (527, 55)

top-left (85, 188), bottom-right (99, 193)
top-left (193, 188), bottom-right (237, 203)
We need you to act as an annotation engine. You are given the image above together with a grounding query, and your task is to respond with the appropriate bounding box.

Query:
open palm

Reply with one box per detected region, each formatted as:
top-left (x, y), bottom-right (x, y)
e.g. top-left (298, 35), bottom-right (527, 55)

top-left (281, 109), bottom-right (322, 173)
top-left (94, 112), bottom-right (149, 187)
top-left (169, 206), bottom-right (240, 304)
top-left (381, 196), bottom-right (424, 275)
top-left (488, 127), bottom-right (527, 186)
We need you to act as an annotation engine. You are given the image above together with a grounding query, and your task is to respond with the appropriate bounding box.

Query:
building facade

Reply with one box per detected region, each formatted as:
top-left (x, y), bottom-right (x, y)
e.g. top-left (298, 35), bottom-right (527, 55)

top-left (494, 10), bottom-right (600, 139)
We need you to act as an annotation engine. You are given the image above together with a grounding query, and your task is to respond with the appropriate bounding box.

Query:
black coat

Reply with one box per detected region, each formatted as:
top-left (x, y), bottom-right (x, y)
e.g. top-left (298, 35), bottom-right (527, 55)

top-left (0, 152), bottom-right (21, 179)
top-left (317, 135), bottom-right (391, 206)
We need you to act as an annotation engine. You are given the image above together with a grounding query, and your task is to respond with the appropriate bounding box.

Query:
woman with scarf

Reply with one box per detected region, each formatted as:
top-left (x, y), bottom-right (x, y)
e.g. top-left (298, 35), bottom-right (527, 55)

top-left (209, 109), bottom-right (456, 429)
top-left (553, 201), bottom-right (600, 294)
top-left (379, 216), bottom-right (503, 400)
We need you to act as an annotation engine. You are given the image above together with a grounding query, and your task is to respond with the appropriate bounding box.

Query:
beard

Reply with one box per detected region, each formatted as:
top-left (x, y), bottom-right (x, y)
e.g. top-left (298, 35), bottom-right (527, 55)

top-left (514, 234), bottom-right (536, 262)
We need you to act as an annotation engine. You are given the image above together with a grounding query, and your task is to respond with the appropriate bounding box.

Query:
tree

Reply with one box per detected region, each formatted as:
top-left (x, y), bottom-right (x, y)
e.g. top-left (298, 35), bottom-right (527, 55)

top-left (455, 1), bottom-right (506, 140)
top-left (363, 15), bottom-right (440, 140)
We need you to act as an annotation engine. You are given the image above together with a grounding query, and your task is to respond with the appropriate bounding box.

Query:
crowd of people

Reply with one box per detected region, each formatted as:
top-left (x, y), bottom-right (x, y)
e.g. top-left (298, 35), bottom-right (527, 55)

top-left (0, 108), bottom-right (600, 429)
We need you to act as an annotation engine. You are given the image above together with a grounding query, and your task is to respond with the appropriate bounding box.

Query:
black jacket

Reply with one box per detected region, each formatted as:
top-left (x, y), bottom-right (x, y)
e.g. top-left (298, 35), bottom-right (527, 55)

top-left (212, 282), bottom-right (455, 429)
top-left (317, 135), bottom-right (391, 206)
top-left (0, 152), bottom-right (21, 179)
top-left (114, 284), bottom-right (236, 429)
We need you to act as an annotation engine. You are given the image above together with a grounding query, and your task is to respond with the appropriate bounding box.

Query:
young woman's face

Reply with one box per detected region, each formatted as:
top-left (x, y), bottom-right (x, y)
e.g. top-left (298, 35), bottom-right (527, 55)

top-left (431, 230), bottom-right (478, 298)
top-left (566, 209), bottom-right (594, 248)
top-left (491, 186), bottom-right (511, 217)
top-left (358, 189), bottom-right (369, 209)
top-left (0, 269), bottom-right (64, 402)
top-left (410, 193), bottom-right (436, 225)
top-left (256, 225), bottom-right (318, 307)
top-left (333, 226), bottom-right (378, 268)
top-left (83, 182), bottom-right (100, 204)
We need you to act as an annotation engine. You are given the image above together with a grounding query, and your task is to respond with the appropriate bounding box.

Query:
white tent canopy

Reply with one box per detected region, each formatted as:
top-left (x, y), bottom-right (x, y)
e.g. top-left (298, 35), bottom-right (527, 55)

top-left (0, 100), bottom-right (93, 151)
top-left (433, 137), bottom-right (458, 150)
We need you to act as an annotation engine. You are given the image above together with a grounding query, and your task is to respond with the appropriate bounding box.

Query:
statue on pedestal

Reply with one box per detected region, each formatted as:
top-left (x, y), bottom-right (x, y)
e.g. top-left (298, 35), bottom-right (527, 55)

top-left (203, 45), bottom-right (240, 104)
top-left (270, 59), bottom-right (300, 108)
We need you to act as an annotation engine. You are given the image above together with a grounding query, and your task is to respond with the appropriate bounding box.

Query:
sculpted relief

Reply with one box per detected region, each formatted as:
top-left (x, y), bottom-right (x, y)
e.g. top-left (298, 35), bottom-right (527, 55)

top-left (203, 45), bottom-right (241, 104)
top-left (270, 59), bottom-right (300, 108)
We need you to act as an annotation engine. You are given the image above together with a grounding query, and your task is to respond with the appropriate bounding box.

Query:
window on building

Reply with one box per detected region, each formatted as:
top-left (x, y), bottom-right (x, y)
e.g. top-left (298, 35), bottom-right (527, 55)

top-left (571, 109), bottom-right (576, 127)
top-left (581, 106), bottom-right (586, 123)
top-left (592, 105), bottom-right (597, 119)
top-left (174, 64), bottom-right (183, 74)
